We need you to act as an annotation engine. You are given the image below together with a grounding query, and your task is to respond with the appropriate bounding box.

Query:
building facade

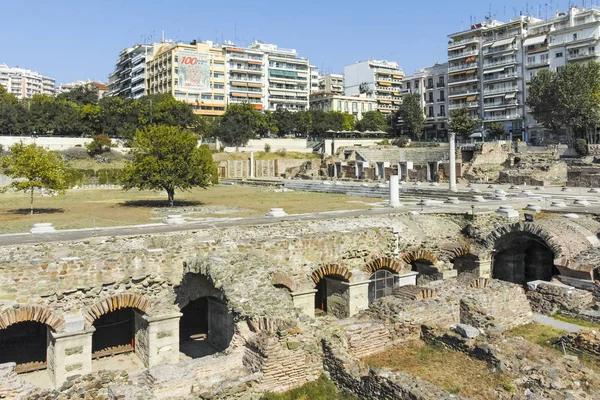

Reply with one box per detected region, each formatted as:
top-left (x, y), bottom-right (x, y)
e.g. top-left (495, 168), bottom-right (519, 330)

top-left (309, 65), bottom-right (320, 94)
top-left (344, 59), bottom-right (404, 115)
top-left (401, 62), bottom-right (448, 140)
top-left (107, 44), bottom-right (152, 99)
top-left (309, 92), bottom-right (377, 120)
top-left (0, 64), bottom-right (55, 99)
top-left (146, 40), bottom-right (227, 116)
top-left (318, 73), bottom-right (344, 94)
top-left (249, 42), bottom-right (310, 112)
top-left (58, 81), bottom-right (108, 99)
top-left (223, 44), bottom-right (265, 111)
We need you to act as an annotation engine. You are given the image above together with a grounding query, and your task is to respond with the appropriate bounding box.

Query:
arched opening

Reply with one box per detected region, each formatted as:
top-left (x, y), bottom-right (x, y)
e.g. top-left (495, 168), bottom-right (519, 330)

top-left (452, 254), bottom-right (479, 275)
top-left (368, 269), bottom-right (396, 304)
top-left (274, 284), bottom-right (292, 291)
top-left (176, 273), bottom-right (234, 359)
top-left (0, 321), bottom-right (48, 373)
top-left (314, 274), bottom-right (349, 318)
top-left (492, 232), bottom-right (559, 285)
top-left (92, 308), bottom-right (135, 358)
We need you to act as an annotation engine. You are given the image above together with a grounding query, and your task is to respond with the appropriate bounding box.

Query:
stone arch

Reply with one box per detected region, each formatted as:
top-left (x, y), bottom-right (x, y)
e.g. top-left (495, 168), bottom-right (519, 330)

top-left (311, 264), bottom-right (352, 285)
top-left (482, 223), bottom-right (566, 261)
top-left (271, 271), bottom-right (297, 292)
top-left (401, 249), bottom-right (438, 265)
top-left (449, 245), bottom-right (475, 259)
top-left (84, 293), bottom-right (152, 326)
top-left (0, 305), bottom-right (65, 332)
top-left (364, 257), bottom-right (404, 275)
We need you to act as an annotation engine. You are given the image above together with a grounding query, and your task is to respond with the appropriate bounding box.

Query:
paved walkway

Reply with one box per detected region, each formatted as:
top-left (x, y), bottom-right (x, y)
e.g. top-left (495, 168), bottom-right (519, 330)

top-left (533, 313), bottom-right (581, 333)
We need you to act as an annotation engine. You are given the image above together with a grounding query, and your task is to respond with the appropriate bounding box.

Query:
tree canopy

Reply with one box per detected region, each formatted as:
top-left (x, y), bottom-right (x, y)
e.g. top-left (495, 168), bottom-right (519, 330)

top-left (397, 93), bottom-right (425, 140)
top-left (448, 107), bottom-right (478, 139)
top-left (1, 142), bottom-right (69, 214)
top-left (121, 125), bottom-right (217, 206)
top-left (211, 103), bottom-right (265, 148)
top-left (355, 111), bottom-right (388, 132)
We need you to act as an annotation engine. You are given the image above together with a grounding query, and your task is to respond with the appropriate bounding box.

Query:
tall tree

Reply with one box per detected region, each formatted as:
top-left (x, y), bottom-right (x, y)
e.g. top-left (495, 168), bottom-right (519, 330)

top-left (526, 69), bottom-right (563, 140)
top-left (448, 107), bottom-right (478, 139)
top-left (57, 84), bottom-right (99, 105)
top-left (1, 143), bottom-right (69, 214)
top-left (121, 126), bottom-right (217, 206)
top-left (355, 111), bottom-right (388, 132)
top-left (341, 113), bottom-right (355, 131)
top-left (273, 108), bottom-right (295, 136)
top-left (212, 102), bottom-right (264, 148)
top-left (397, 93), bottom-right (425, 140)
top-left (28, 94), bottom-right (56, 135)
top-left (0, 86), bottom-right (29, 136)
top-left (486, 121), bottom-right (507, 140)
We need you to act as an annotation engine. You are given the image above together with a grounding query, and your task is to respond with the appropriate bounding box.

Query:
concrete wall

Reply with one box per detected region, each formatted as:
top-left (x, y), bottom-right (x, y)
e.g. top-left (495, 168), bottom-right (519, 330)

top-left (0, 136), bottom-right (128, 151)
top-left (222, 138), bottom-right (312, 153)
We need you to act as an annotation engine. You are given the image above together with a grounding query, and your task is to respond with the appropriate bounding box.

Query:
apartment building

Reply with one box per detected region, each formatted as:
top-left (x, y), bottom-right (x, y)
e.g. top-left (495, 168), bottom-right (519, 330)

top-left (318, 73), bottom-right (344, 94)
top-left (249, 42), bottom-right (310, 112)
top-left (58, 80), bottom-right (108, 99)
top-left (107, 44), bottom-right (152, 99)
top-left (223, 44), bottom-right (265, 111)
top-left (146, 40), bottom-right (227, 116)
top-left (309, 65), bottom-right (320, 94)
top-left (523, 6), bottom-right (600, 142)
top-left (344, 59), bottom-right (404, 115)
top-left (447, 16), bottom-right (542, 140)
top-left (401, 62), bottom-right (448, 139)
top-left (0, 64), bottom-right (55, 99)
top-left (309, 92), bottom-right (376, 120)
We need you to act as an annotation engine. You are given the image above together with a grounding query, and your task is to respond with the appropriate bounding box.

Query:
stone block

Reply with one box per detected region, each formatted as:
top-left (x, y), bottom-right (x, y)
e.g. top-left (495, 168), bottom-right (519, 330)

top-left (472, 195), bottom-right (486, 202)
top-left (64, 314), bottom-right (85, 333)
top-left (265, 208), bottom-right (288, 217)
top-left (496, 205), bottom-right (519, 218)
top-left (445, 197), bottom-right (460, 204)
top-left (573, 198), bottom-right (590, 207)
top-left (455, 324), bottom-right (479, 339)
top-left (164, 215), bottom-right (185, 225)
top-left (550, 201), bottom-right (567, 208)
top-left (30, 223), bottom-right (56, 234)
top-left (524, 204), bottom-right (541, 213)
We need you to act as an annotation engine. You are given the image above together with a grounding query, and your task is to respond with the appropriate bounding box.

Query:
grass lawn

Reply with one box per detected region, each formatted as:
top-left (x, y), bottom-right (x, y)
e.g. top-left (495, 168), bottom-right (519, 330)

top-left (261, 374), bottom-right (356, 400)
top-left (0, 185), bottom-right (381, 233)
top-left (362, 341), bottom-right (512, 399)
top-left (552, 313), bottom-right (600, 329)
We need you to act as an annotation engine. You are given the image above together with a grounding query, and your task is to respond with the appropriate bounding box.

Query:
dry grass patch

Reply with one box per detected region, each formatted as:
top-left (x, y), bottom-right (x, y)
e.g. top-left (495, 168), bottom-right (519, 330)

top-left (0, 185), bottom-right (378, 233)
top-left (506, 323), bottom-right (567, 349)
top-left (362, 341), bottom-right (512, 399)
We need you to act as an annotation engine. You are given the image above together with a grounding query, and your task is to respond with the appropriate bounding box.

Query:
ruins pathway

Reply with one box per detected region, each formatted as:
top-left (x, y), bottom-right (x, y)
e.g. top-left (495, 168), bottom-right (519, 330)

top-left (533, 313), bottom-right (581, 333)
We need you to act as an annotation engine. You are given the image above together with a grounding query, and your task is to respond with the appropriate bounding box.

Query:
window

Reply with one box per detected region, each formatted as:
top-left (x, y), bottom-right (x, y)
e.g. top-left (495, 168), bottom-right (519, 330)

top-left (368, 270), bottom-right (395, 304)
top-left (368, 103), bottom-right (373, 111)
top-left (201, 94), bottom-right (212, 100)
top-left (337, 100), bottom-right (342, 110)
top-left (352, 102), bottom-right (358, 113)
top-left (213, 84), bottom-right (224, 89)
top-left (527, 55), bottom-right (536, 64)
top-left (440, 105), bottom-right (445, 116)
top-left (573, 33), bottom-right (578, 41)
top-left (361, 102), bottom-right (365, 112)
top-left (427, 78), bottom-right (433, 88)
top-left (590, 46), bottom-right (596, 53)
top-left (214, 95), bottom-right (224, 101)
top-left (540, 54), bottom-right (549, 63)
top-left (429, 106), bottom-right (434, 117)
top-left (439, 90), bottom-right (445, 101)
top-left (414, 81), bottom-right (419, 89)
top-left (555, 51), bottom-right (563, 58)
top-left (344, 101), bottom-right (349, 112)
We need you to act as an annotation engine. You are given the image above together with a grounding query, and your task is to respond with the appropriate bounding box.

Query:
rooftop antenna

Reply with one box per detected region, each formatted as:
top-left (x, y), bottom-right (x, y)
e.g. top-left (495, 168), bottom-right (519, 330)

top-left (161, 30), bottom-right (164, 42)
top-left (545, 3), bottom-right (548, 19)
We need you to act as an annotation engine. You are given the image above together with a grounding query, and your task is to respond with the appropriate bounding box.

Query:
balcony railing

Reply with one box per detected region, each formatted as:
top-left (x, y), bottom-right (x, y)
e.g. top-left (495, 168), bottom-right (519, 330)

top-left (448, 89), bottom-right (480, 97)
top-left (483, 59), bottom-right (517, 69)
top-left (484, 113), bottom-right (522, 121)
top-left (525, 59), bottom-right (550, 67)
top-left (437, 98), bottom-right (445, 102)
top-left (448, 76), bottom-right (479, 85)
top-left (448, 37), bottom-right (479, 48)
top-left (449, 63), bottom-right (478, 72)
top-left (448, 49), bottom-right (479, 60)
top-left (484, 86), bottom-right (518, 95)
top-left (437, 82), bottom-right (445, 88)
top-left (449, 101), bottom-right (479, 110)
top-left (485, 45), bottom-right (518, 55)
top-left (484, 100), bottom-right (518, 109)
top-left (483, 73), bottom-right (519, 82)
top-left (567, 51), bottom-right (599, 60)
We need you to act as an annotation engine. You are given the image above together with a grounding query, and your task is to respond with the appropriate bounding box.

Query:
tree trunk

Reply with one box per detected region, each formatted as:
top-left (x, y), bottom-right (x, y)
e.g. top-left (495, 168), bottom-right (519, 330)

top-left (166, 187), bottom-right (175, 207)
top-left (30, 187), bottom-right (34, 215)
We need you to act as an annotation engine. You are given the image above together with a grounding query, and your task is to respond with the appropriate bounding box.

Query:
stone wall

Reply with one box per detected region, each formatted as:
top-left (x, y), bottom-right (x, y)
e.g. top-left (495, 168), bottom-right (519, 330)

top-left (527, 282), bottom-right (595, 315)
top-left (338, 320), bottom-right (393, 358)
top-left (560, 330), bottom-right (600, 357)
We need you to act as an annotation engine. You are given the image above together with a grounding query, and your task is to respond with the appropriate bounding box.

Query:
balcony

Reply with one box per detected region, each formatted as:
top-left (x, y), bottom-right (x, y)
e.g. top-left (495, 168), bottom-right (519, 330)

top-left (448, 49), bottom-right (479, 60)
top-left (484, 113), bottom-right (522, 121)
top-left (426, 98), bottom-right (434, 104)
top-left (448, 37), bottom-right (479, 48)
top-left (567, 51), bottom-right (599, 60)
top-left (448, 88), bottom-right (480, 98)
top-left (485, 45), bottom-right (518, 56)
top-left (484, 86), bottom-right (518, 95)
top-left (437, 98), bottom-right (446, 103)
top-left (437, 113), bottom-right (447, 117)
top-left (449, 63), bottom-right (478, 72)
top-left (449, 101), bottom-right (479, 110)
top-left (448, 75), bottom-right (479, 86)
top-left (437, 82), bottom-right (445, 88)
top-left (483, 59), bottom-right (517, 69)
top-left (483, 73), bottom-right (519, 82)
top-left (484, 100), bottom-right (518, 110)
top-left (525, 59), bottom-right (550, 68)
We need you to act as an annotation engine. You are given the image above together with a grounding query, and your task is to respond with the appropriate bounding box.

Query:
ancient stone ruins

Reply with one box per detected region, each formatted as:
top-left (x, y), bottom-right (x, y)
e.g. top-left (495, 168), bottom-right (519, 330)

top-left (3, 210), bottom-right (600, 399)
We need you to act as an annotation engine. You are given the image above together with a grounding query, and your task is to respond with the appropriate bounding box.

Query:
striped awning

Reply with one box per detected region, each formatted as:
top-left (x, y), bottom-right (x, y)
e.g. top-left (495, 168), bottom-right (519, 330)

top-left (231, 92), bottom-right (248, 97)
top-left (505, 92), bottom-right (517, 99)
top-left (491, 37), bottom-right (515, 48)
top-left (466, 95), bottom-right (477, 101)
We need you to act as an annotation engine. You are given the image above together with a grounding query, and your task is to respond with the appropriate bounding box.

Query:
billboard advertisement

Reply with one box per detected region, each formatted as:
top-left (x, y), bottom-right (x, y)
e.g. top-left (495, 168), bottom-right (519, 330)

top-left (178, 49), bottom-right (210, 93)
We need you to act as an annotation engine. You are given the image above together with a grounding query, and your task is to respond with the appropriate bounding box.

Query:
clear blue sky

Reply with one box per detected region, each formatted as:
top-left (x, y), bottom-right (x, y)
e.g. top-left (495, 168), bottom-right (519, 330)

top-left (0, 0), bottom-right (580, 84)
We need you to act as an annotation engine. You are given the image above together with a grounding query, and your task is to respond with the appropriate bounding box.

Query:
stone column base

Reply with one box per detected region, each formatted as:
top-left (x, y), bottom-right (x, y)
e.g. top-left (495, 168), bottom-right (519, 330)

top-left (48, 327), bottom-right (94, 388)
top-left (291, 289), bottom-right (318, 318)
top-left (137, 312), bottom-right (182, 368)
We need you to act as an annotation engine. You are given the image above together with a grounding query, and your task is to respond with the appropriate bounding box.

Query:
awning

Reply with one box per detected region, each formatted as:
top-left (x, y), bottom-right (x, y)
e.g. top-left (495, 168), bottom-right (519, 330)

top-left (491, 37), bottom-right (515, 48)
top-left (392, 74), bottom-right (403, 79)
top-left (450, 95), bottom-right (468, 100)
top-left (247, 93), bottom-right (262, 99)
top-left (378, 81), bottom-right (392, 86)
top-left (247, 83), bottom-right (262, 88)
top-left (379, 100), bottom-right (392, 104)
top-left (523, 35), bottom-right (547, 47)
top-left (231, 82), bottom-right (248, 87)
top-left (231, 92), bottom-right (248, 97)
top-left (483, 67), bottom-right (505, 74)
top-left (466, 95), bottom-right (477, 101)
top-left (450, 44), bottom-right (466, 51)
top-left (505, 92), bottom-right (516, 99)
top-left (448, 68), bottom-right (477, 76)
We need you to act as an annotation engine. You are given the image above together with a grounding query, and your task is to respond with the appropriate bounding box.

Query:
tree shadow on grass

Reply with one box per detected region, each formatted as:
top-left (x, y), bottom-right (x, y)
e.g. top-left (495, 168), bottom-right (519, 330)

top-left (6, 208), bottom-right (65, 215)
top-left (120, 200), bottom-right (205, 208)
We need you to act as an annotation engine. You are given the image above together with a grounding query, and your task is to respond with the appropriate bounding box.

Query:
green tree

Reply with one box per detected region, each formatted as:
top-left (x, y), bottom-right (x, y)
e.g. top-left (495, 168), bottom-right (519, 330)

top-left (121, 126), bottom-right (216, 206)
top-left (486, 121), bottom-right (506, 140)
top-left (53, 100), bottom-right (83, 136)
top-left (28, 94), bottom-right (56, 135)
top-left (137, 94), bottom-right (197, 128)
top-left (397, 93), bottom-right (425, 140)
top-left (341, 113), bottom-right (355, 131)
top-left (526, 69), bottom-right (563, 139)
top-left (448, 107), bottom-right (479, 139)
top-left (296, 110), bottom-right (313, 136)
top-left (355, 111), bottom-right (388, 132)
top-left (273, 108), bottom-right (295, 137)
top-left (98, 96), bottom-right (138, 140)
top-left (1, 142), bottom-right (69, 214)
top-left (56, 84), bottom-right (99, 105)
top-left (0, 86), bottom-right (29, 136)
top-left (86, 134), bottom-right (112, 155)
top-left (212, 102), bottom-right (264, 148)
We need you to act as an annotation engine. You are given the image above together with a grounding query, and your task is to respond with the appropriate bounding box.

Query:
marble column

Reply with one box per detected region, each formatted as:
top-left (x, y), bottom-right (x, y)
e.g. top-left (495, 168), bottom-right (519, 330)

top-left (449, 131), bottom-right (457, 192)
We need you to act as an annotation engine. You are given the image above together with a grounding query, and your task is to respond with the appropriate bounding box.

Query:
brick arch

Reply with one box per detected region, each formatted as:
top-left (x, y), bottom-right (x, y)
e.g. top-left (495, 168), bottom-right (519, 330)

top-left (401, 249), bottom-right (438, 265)
top-left (364, 257), bottom-right (404, 275)
top-left (449, 245), bottom-right (475, 259)
top-left (311, 264), bottom-right (352, 285)
top-left (0, 305), bottom-right (65, 332)
top-left (271, 271), bottom-right (297, 292)
top-left (481, 222), bottom-right (567, 263)
top-left (84, 293), bottom-right (152, 326)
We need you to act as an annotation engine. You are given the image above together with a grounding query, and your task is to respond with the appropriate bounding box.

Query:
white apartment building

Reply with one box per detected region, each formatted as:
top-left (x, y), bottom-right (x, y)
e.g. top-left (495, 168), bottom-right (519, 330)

top-left (58, 80), bottom-right (108, 99)
top-left (0, 64), bottom-right (55, 99)
top-left (344, 59), bottom-right (404, 115)
top-left (309, 65), bottom-right (319, 94)
top-left (401, 62), bottom-right (448, 140)
top-left (523, 6), bottom-right (600, 142)
top-left (107, 44), bottom-right (152, 99)
top-left (223, 43), bottom-right (265, 112)
top-left (249, 42), bottom-right (310, 112)
top-left (309, 92), bottom-right (377, 120)
top-left (318, 73), bottom-right (344, 94)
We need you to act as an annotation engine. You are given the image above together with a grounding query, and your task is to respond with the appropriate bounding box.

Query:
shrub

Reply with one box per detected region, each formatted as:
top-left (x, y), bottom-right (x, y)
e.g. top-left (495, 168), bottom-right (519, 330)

top-left (574, 138), bottom-right (588, 156)
top-left (276, 148), bottom-right (287, 157)
top-left (264, 143), bottom-right (272, 153)
top-left (86, 134), bottom-right (112, 155)
top-left (392, 136), bottom-right (410, 148)
top-left (376, 138), bottom-right (391, 145)
top-left (261, 374), bottom-right (356, 400)
top-left (59, 147), bottom-right (90, 160)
